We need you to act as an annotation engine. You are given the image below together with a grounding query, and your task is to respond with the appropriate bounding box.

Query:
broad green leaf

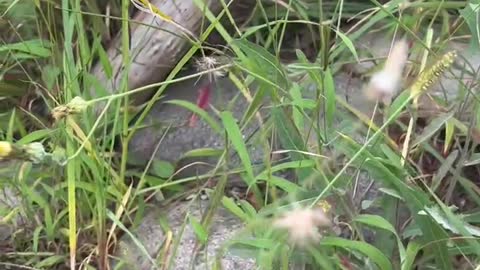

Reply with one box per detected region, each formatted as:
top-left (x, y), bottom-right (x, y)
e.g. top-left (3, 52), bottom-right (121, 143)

top-left (378, 188), bottom-right (404, 201)
top-left (150, 160), bottom-right (175, 179)
top-left (94, 38), bottom-right (113, 79)
top-left (189, 216), bottom-right (208, 244)
top-left (423, 200), bottom-right (480, 256)
top-left (412, 112), bottom-right (454, 147)
top-left (403, 241), bottom-right (422, 270)
top-left (271, 107), bottom-right (312, 181)
top-left (41, 65), bottom-right (61, 90)
top-left (222, 196), bottom-right (250, 222)
top-left (290, 83), bottom-right (305, 132)
top-left (460, 1), bottom-right (480, 51)
top-left (17, 129), bottom-right (55, 144)
top-left (232, 39), bottom-right (288, 88)
top-left (323, 68), bottom-right (336, 129)
top-left (264, 176), bottom-right (304, 193)
top-left (333, 30), bottom-right (359, 62)
top-left (355, 214), bottom-right (406, 264)
top-left (239, 200), bottom-right (257, 218)
top-left (182, 148), bottom-right (223, 158)
top-left (444, 119), bottom-right (455, 154)
top-left (35, 255), bottom-right (65, 268)
top-left (221, 111), bottom-right (255, 185)
top-left (0, 39), bottom-right (52, 57)
top-left (256, 159), bottom-right (315, 180)
top-left (419, 205), bottom-right (480, 237)
top-left (321, 237), bottom-right (393, 270)
top-left (380, 144), bottom-right (402, 164)
top-left (387, 86), bottom-right (410, 120)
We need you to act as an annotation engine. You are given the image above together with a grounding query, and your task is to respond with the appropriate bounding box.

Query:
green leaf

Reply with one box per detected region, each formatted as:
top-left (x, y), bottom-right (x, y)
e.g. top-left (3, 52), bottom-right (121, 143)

top-left (17, 129), bottom-right (55, 144)
top-left (232, 39), bottom-right (288, 88)
top-left (444, 119), bottom-right (455, 154)
top-left (266, 176), bottom-right (304, 193)
top-left (354, 214), bottom-right (406, 264)
top-left (150, 160), bottom-right (175, 179)
top-left (403, 241), bottom-right (421, 270)
top-left (271, 107), bottom-right (312, 181)
top-left (412, 112), bottom-right (454, 147)
top-left (238, 200), bottom-right (257, 218)
top-left (321, 237), bottom-right (393, 270)
top-left (387, 90), bottom-right (410, 120)
top-left (290, 83), bottom-right (305, 132)
top-left (420, 205), bottom-right (480, 237)
top-left (222, 196), bottom-right (250, 222)
top-left (221, 111), bottom-right (255, 185)
top-left (333, 30), bottom-right (359, 62)
top-left (189, 216), bottom-right (208, 244)
top-left (432, 150), bottom-right (458, 191)
top-left (256, 159), bottom-right (315, 180)
top-left (323, 68), bottom-right (336, 129)
top-left (460, 1), bottom-right (480, 52)
top-left (35, 255), bottom-right (65, 268)
top-left (94, 38), bottom-right (113, 79)
top-left (181, 148), bottom-right (223, 159)
top-left (41, 65), bottom-right (61, 90)
top-left (0, 39), bottom-right (52, 57)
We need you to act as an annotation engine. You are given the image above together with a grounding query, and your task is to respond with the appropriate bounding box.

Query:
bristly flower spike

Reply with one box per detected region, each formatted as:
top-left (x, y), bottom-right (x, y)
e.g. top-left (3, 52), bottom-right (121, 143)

top-left (410, 51), bottom-right (457, 98)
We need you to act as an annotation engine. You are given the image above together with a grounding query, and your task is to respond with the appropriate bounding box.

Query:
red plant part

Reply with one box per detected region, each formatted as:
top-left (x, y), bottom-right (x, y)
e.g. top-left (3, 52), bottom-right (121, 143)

top-left (340, 256), bottom-right (353, 270)
top-left (408, 39), bottom-right (414, 49)
top-left (189, 83), bottom-right (212, 127)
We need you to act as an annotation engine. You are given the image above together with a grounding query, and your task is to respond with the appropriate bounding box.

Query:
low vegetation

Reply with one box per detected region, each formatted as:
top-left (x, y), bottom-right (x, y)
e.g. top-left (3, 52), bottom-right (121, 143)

top-left (1, 0), bottom-right (480, 269)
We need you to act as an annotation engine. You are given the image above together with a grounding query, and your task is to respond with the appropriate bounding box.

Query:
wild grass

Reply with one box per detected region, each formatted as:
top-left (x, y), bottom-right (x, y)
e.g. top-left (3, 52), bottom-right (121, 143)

top-left (1, 0), bottom-right (480, 269)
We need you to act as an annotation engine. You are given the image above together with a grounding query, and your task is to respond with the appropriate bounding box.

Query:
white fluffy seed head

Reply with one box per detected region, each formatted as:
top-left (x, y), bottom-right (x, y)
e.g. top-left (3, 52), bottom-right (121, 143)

top-left (273, 208), bottom-right (332, 247)
top-left (364, 39), bottom-right (409, 105)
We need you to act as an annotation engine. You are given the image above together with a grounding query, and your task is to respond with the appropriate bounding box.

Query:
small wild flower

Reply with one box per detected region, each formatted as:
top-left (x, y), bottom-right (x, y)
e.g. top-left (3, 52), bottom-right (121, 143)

top-left (0, 141), bottom-right (13, 159)
top-left (273, 207), bottom-right (332, 247)
top-left (364, 39), bottom-right (409, 105)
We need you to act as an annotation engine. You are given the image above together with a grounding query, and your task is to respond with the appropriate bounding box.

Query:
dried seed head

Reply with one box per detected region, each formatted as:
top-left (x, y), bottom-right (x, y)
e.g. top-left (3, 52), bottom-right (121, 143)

top-left (273, 207), bottom-right (332, 247)
top-left (51, 96), bottom-right (88, 122)
top-left (364, 39), bottom-right (409, 105)
top-left (194, 56), bottom-right (226, 81)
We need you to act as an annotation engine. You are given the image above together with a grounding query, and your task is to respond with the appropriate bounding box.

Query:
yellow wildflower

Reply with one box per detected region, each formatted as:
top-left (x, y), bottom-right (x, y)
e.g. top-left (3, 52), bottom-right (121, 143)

top-left (0, 141), bottom-right (13, 159)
